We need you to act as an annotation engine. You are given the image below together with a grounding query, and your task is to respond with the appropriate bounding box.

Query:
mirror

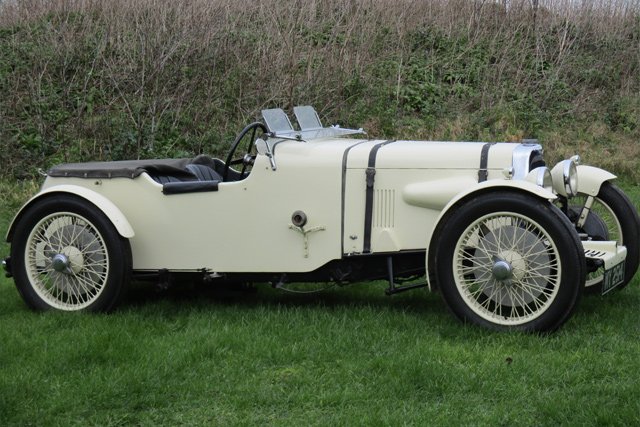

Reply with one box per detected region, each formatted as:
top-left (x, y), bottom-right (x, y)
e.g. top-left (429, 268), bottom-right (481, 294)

top-left (255, 138), bottom-right (268, 155)
top-left (255, 138), bottom-right (276, 171)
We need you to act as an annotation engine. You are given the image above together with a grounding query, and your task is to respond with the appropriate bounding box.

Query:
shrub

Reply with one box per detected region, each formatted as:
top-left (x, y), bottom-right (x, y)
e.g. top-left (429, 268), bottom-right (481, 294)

top-left (0, 0), bottom-right (638, 179)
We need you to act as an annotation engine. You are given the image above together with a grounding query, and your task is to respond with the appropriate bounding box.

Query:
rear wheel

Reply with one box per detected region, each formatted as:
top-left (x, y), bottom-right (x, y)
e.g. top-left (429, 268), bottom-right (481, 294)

top-left (569, 182), bottom-right (640, 290)
top-left (11, 195), bottom-right (131, 312)
top-left (435, 192), bottom-right (585, 332)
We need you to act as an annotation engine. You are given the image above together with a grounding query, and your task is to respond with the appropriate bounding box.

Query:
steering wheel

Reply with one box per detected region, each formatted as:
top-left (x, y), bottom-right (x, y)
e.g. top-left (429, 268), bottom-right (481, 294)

top-left (223, 122), bottom-right (268, 181)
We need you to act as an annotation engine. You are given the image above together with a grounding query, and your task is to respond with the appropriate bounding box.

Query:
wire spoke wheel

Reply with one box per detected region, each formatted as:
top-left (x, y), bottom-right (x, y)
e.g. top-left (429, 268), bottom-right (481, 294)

top-left (570, 194), bottom-right (622, 287)
top-left (436, 192), bottom-right (584, 332)
top-left (25, 212), bottom-right (110, 310)
top-left (11, 195), bottom-right (131, 312)
top-left (566, 182), bottom-right (640, 290)
top-left (454, 213), bottom-right (561, 326)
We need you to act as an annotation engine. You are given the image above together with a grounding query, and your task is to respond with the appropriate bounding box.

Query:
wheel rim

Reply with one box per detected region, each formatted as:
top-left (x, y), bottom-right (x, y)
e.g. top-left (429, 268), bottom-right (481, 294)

top-left (571, 195), bottom-right (622, 286)
top-left (453, 212), bottom-right (561, 326)
top-left (24, 212), bottom-right (110, 310)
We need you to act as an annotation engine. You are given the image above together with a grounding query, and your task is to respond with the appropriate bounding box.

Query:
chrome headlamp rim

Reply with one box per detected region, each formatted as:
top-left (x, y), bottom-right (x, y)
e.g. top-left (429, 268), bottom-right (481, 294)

top-left (550, 158), bottom-right (579, 198)
top-left (524, 166), bottom-right (553, 192)
top-left (563, 159), bottom-right (578, 197)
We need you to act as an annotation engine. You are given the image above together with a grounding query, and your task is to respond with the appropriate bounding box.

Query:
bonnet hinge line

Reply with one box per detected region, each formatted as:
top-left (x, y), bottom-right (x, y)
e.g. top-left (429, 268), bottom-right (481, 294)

top-left (478, 142), bottom-right (496, 183)
top-left (341, 140), bottom-right (371, 254)
top-left (363, 140), bottom-right (396, 254)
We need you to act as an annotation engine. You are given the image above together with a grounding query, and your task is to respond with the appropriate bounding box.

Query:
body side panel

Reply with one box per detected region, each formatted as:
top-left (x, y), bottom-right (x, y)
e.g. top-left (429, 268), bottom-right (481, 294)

top-left (342, 140), bottom-right (522, 255)
top-left (34, 140), bottom-right (364, 272)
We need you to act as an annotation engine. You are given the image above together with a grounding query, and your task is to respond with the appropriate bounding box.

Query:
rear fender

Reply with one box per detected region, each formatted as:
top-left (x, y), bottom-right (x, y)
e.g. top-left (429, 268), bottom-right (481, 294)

top-left (424, 180), bottom-right (556, 290)
top-left (6, 185), bottom-right (135, 242)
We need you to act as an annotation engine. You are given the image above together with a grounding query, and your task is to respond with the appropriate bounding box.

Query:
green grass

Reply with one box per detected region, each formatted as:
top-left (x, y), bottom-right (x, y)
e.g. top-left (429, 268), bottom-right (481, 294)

top-left (1, 182), bottom-right (640, 426)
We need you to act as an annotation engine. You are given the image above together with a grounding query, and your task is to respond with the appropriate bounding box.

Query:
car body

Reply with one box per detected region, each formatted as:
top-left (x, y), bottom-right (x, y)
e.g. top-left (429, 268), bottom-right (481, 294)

top-left (4, 106), bottom-right (639, 332)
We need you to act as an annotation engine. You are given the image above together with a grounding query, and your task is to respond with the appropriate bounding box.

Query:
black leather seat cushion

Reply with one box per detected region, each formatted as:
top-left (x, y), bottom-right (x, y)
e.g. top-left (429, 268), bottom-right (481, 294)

top-left (185, 163), bottom-right (222, 181)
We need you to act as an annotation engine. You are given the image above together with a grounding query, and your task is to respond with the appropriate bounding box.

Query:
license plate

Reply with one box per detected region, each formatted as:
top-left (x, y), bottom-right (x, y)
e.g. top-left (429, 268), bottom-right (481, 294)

top-left (602, 261), bottom-right (625, 295)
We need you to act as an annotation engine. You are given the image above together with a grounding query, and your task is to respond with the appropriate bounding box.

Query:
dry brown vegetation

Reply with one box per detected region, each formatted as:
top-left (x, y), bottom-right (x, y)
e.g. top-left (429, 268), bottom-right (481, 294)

top-left (0, 0), bottom-right (638, 178)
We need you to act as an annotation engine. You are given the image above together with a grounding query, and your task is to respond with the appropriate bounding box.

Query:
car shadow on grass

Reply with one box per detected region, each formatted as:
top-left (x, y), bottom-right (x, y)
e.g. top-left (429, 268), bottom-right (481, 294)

top-left (122, 279), bottom-right (443, 316)
top-left (120, 278), bottom-right (640, 332)
top-left (119, 280), bottom-right (479, 339)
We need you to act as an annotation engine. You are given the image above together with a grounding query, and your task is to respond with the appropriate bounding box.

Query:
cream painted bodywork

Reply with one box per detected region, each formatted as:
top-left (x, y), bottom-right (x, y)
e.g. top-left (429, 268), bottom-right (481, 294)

top-left (7, 185), bottom-right (135, 239)
top-left (341, 140), bottom-right (544, 254)
top-left (8, 136), bottom-right (619, 276)
top-left (35, 139), bottom-right (356, 272)
top-left (583, 241), bottom-right (627, 270)
top-left (576, 165), bottom-right (616, 196)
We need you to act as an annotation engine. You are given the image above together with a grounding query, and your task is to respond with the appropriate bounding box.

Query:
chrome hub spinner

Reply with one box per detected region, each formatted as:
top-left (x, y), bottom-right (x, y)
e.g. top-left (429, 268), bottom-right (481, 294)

top-left (51, 247), bottom-right (84, 275)
top-left (492, 260), bottom-right (513, 281)
top-left (51, 253), bottom-right (70, 273)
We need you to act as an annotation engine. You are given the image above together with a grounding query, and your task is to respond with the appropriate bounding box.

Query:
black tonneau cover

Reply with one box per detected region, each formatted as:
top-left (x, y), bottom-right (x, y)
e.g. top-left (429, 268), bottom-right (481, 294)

top-left (48, 158), bottom-right (194, 179)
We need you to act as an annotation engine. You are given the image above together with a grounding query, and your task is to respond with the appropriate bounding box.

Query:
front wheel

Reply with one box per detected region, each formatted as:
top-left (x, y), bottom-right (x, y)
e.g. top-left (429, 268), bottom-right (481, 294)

top-left (10, 195), bottom-right (132, 312)
top-left (435, 192), bottom-right (585, 332)
top-left (568, 182), bottom-right (640, 290)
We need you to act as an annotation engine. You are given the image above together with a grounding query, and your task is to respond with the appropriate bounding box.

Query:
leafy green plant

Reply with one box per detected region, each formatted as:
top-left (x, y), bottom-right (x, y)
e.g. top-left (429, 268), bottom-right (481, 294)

top-left (0, 0), bottom-right (638, 180)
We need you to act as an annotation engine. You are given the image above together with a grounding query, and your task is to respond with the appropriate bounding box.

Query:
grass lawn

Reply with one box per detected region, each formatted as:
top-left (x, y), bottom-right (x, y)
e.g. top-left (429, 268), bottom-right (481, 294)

top-left (1, 181), bottom-right (639, 426)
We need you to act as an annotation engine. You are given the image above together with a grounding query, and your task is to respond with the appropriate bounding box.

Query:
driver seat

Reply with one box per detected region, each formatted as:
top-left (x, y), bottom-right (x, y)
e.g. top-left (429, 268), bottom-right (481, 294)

top-left (190, 154), bottom-right (243, 182)
top-left (185, 163), bottom-right (222, 181)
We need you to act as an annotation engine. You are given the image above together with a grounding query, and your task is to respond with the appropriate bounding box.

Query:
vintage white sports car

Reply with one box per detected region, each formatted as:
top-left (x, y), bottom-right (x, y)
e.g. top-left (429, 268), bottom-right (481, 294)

top-left (4, 106), bottom-right (639, 332)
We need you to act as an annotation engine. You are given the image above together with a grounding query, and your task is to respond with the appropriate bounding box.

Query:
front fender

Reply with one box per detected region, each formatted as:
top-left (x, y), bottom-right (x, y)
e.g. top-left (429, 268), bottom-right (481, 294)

top-left (404, 177), bottom-right (557, 212)
top-left (576, 165), bottom-right (616, 196)
top-left (6, 185), bottom-right (135, 242)
top-left (424, 179), bottom-right (557, 290)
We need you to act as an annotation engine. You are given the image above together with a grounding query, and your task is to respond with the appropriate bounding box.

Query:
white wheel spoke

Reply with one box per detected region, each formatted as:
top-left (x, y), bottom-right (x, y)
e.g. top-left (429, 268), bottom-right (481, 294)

top-left (73, 273), bottom-right (96, 295)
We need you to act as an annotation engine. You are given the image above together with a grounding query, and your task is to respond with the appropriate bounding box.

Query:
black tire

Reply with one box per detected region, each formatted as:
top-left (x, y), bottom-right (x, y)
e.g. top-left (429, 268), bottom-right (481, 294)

top-left (10, 194), bottom-right (132, 312)
top-left (435, 191), bottom-right (585, 332)
top-left (569, 182), bottom-right (640, 291)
